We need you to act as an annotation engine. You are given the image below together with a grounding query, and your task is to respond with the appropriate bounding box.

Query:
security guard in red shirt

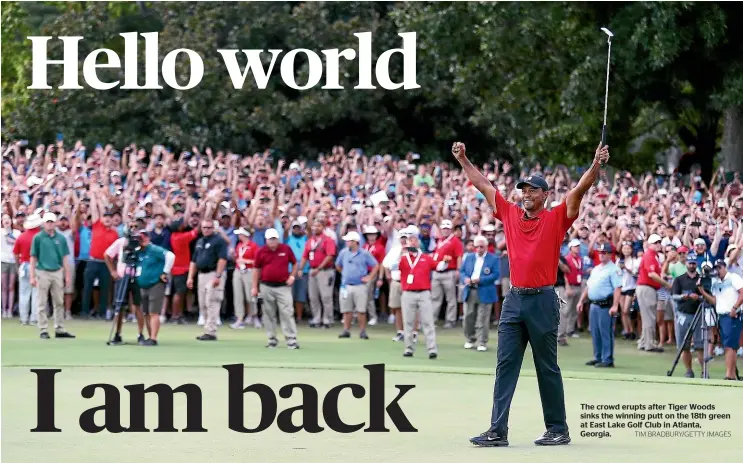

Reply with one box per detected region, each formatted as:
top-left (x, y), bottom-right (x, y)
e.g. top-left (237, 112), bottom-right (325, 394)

top-left (398, 226), bottom-right (443, 359)
top-left (453, 141), bottom-right (610, 447)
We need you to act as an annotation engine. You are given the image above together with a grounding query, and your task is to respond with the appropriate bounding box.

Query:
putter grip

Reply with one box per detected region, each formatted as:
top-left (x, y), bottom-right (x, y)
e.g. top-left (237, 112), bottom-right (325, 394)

top-left (600, 125), bottom-right (607, 165)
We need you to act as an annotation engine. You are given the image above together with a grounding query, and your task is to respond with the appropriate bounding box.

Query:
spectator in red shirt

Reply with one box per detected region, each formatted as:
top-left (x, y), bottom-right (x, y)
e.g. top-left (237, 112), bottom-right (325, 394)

top-left (431, 219), bottom-right (464, 328)
top-left (398, 227), bottom-right (442, 358)
top-left (635, 233), bottom-right (671, 352)
top-left (168, 219), bottom-right (199, 324)
top-left (362, 225), bottom-right (386, 326)
top-left (558, 239), bottom-right (585, 346)
top-left (454, 141), bottom-right (609, 447)
top-left (252, 228), bottom-right (299, 349)
top-left (297, 219), bottom-right (337, 328)
top-left (81, 186), bottom-right (120, 319)
top-left (13, 212), bottom-right (43, 324)
top-left (230, 227), bottom-right (259, 329)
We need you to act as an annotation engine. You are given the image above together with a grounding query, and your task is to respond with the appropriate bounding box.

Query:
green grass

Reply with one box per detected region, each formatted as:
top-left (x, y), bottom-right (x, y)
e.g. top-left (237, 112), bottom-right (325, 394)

top-left (2, 319), bottom-right (742, 463)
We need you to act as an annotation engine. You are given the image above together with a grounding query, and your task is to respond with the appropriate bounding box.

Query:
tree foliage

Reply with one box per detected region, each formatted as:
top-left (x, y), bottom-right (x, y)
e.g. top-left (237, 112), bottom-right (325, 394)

top-left (2, 1), bottom-right (742, 174)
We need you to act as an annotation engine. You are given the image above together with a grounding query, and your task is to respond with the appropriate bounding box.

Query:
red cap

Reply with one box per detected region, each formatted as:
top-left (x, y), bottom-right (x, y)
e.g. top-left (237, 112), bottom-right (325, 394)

top-left (677, 246), bottom-right (689, 253)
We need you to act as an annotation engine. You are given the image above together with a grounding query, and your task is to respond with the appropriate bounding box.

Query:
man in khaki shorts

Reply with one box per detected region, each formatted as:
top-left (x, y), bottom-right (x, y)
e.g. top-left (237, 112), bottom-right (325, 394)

top-left (29, 212), bottom-right (75, 339)
top-left (134, 231), bottom-right (175, 346)
top-left (335, 231), bottom-right (379, 340)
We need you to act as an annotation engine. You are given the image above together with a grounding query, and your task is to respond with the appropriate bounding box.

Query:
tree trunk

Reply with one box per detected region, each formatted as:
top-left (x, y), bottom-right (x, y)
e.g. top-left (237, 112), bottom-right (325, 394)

top-left (721, 105), bottom-right (743, 174)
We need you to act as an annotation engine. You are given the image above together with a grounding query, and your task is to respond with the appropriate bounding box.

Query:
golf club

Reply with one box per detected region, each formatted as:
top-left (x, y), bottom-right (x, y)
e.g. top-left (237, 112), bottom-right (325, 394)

top-left (600, 27), bottom-right (613, 164)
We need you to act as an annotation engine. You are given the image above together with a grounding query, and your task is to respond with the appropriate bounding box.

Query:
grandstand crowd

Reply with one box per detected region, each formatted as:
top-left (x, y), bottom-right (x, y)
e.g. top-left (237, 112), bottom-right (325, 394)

top-left (1, 139), bottom-right (742, 368)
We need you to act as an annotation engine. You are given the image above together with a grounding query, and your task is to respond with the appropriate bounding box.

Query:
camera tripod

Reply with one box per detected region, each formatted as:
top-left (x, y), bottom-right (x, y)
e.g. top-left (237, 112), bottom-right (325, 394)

top-left (106, 259), bottom-right (138, 345)
top-left (667, 301), bottom-right (720, 379)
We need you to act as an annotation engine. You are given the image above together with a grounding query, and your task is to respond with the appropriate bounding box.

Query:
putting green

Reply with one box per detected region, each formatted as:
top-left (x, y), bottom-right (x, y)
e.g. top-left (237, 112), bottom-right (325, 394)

top-left (2, 320), bottom-right (741, 463)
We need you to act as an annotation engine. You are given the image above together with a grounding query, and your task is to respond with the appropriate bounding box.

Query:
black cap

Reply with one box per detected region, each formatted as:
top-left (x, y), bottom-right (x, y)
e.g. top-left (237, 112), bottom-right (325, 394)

top-left (516, 175), bottom-right (549, 191)
top-left (714, 259), bottom-right (727, 268)
top-left (596, 243), bottom-right (611, 253)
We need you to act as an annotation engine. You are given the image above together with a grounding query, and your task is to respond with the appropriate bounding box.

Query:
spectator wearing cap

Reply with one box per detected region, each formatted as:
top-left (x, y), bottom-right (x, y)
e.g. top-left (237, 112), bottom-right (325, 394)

top-left (188, 219), bottom-right (228, 341)
top-left (430, 219), bottom-right (464, 329)
top-left (132, 230), bottom-right (175, 345)
top-left (362, 225), bottom-right (386, 326)
top-left (558, 239), bottom-right (584, 346)
top-left (691, 237), bottom-right (714, 267)
top-left (81, 184), bottom-right (119, 319)
top-left (55, 214), bottom-right (76, 319)
top-left (698, 259), bottom-right (743, 380)
top-left (460, 235), bottom-right (500, 352)
top-left (335, 231), bottom-right (379, 339)
top-left (1, 213), bottom-right (21, 319)
top-left (670, 253), bottom-right (705, 378)
top-left (29, 212), bottom-right (75, 339)
top-left (230, 227), bottom-right (260, 329)
top-left (618, 241), bottom-right (641, 340)
top-left (284, 221), bottom-right (309, 323)
top-left (635, 233), bottom-right (671, 352)
top-left (252, 228), bottom-right (300, 349)
top-left (149, 213), bottom-right (172, 251)
top-left (382, 227), bottom-right (412, 342)
top-left (398, 230), bottom-right (441, 358)
top-left (168, 219), bottom-right (200, 324)
top-left (657, 244), bottom-right (680, 346)
top-left (578, 243), bottom-right (622, 367)
top-left (13, 212), bottom-right (43, 325)
top-left (297, 219), bottom-right (337, 328)
top-left (104, 226), bottom-right (147, 345)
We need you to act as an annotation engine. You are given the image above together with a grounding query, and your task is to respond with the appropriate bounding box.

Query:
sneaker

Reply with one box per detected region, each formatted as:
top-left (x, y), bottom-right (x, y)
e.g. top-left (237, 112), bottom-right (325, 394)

top-left (360, 331), bottom-right (369, 340)
top-left (196, 334), bottom-right (217, 341)
top-left (412, 332), bottom-right (418, 344)
top-left (569, 333), bottom-right (580, 339)
top-left (245, 316), bottom-right (254, 325)
top-left (469, 429), bottom-right (509, 447)
top-left (737, 347), bottom-right (743, 358)
top-left (714, 346), bottom-right (724, 356)
top-left (443, 322), bottom-right (455, 329)
top-left (684, 370), bottom-right (694, 378)
top-left (595, 362), bottom-right (614, 368)
top-left (177, 317), bottom-right (187, 325)
top-left (55, 331), bottom-right (76, 338)
top-left (464, 342), bottom-right (475, 349)
top-left (477, 345), bottom-right (488, 352)
top-left (137, 334), bottom-right (145, 345)
top-left (387, 314), bottom-right (395, 324)
top-left (266, 337), bottom-right (278, 348)
top-left (230, 321), bottom-right (245, 330)
top-left (253, 319), bottom-right (263, 329)
top-left (109, 334), bottom-right (123, 345)
top-left (585, 360), bottom-right (599, 366)
top-left (40, 332), bottom-right (50, 339)
top-left (197, 315), bottom-right (205, 326)
top-left (403, 351), bottom-right (413, 358)
top-left (429, 352), bottom-right (437, 359)
top-left (217, 318), bottom-right (222, 326)
top-left (392, 332), bottom-right (404, 342)
top-left (287, 341), bottom-right (300, 350)
top-left (338, 331), bottom-right (350, 338)
top-left (142, 339), bottom-right (158, 346)
top-left (558, 339), bottom-right (569, 346)
top-left (534, 431), bottom-right (571, 446)
top-left (160, 314), bottom-right (167, 323)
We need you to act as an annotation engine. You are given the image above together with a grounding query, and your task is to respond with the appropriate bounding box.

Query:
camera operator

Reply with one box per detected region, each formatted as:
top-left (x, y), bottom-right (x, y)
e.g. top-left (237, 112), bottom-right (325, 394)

top-left (105, 228), bottom-right (147, 345)
top-left (133, 230), bottom-right (175, 346)
top-left (670, 254), bottom-right (705, 378)
top-left (697, 260), bottom-right (743, 380)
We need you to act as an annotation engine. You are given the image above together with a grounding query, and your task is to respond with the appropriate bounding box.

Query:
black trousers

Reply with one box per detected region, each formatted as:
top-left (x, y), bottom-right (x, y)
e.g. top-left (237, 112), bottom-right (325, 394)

top-left (490, 286), bottom-right (567, 435)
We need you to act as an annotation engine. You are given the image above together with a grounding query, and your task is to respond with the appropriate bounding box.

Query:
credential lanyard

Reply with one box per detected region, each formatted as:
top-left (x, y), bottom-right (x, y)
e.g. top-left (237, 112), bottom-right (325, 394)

top-left (406, 251), bottom-right (422, 270)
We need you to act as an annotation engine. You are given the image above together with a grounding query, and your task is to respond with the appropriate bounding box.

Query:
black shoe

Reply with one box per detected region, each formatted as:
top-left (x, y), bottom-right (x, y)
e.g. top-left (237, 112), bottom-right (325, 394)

top-left (646, 347), bottom-right (664, 353)
top-left (142, 339), bottom-right (158, 346)
top-left (177, 317), bottom-right (187, 325)
top-left (585, 360), bottom-right (599, 366)
top-left (429, 352), bottom-right (437, 359)
top-left (469, 429), bottom-right (509, 447)
top-left (338, 331), bottom-right (350, 338)
top-left (534, 431), bottom-right (571, 446)
top-left (137, 334), bottom-right (145, 345)
top-left (196, 334), bottom-right (217, 341)
top-left (360, 331), bottom-right (369, 340)
top-left (266, 337), bottom-right (278, 348)
top-left (558, 339), bottom-right (569, 346)
top-left (55, 331), bottom-right (75, 338)
top-left (403, 351), bottom-right (413, 357)
top-left (40, 332), bottom-right (50, 339)
top-left (323, 323), bottom-right (332, 329)
top-left (392, 332), bottom-right (404, 342)
top-left (595, 362), bottom-right (614, 368)
top-left (110, 334), bottom-right (123, 345)
top-left (287, 342), bottom-right (300, 350)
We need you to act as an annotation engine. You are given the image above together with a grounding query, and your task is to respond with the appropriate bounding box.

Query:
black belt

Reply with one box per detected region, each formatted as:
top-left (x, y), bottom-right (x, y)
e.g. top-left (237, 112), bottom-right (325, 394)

top-left (437, 269), bottom-right (455, 273)
top-left (590, 297), bottom-right (613, 308)
top-left (405, 289), bottom-right (428, 292)
top-left (198, 267), bottom-right (216, 273)
top-left (510, 285), bottom-right (554, 295)
top-left (261, 281), bottom-right (287, 287)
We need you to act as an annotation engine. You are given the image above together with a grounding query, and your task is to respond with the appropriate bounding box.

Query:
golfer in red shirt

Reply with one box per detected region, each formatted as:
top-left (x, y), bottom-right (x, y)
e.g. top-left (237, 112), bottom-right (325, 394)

top-left (453, 141), bottom-right (610, 447)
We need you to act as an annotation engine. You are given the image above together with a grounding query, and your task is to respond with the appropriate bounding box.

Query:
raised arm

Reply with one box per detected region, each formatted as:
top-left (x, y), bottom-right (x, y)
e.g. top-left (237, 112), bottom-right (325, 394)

top-left (451, 142), bottom-right (497, 212)
top-left (565, 143), bottom-right (610, 219)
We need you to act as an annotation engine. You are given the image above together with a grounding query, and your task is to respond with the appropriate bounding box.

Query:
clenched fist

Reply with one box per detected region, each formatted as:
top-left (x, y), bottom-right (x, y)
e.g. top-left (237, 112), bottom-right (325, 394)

top-left (452, 142), bottom-right (466, 161)
top-left (595, 142), bottom-right (610, 166)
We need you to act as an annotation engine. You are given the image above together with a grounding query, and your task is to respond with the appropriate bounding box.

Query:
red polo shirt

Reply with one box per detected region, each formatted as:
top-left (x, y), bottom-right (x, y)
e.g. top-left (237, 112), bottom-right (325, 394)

top-left (13, 228), bottom-right (40, 264)
top-left (565, 253), bottom-right (583, 285)
top-left (637, 248), bottom-right (661, 289)
top-left (363, 240), bottom-right (386, 271)
top-left (89, 220), bottom-right (119, 260)
top-left (255, 243), bottom-right (296, 284)
top-left (433, 234), bottom-right (463, 271)
top-left (398, 250), bottom-right (440, 291)
top-left (303, 234), bottom-right (336, 269)
top-left (236, 240), bottom-right (259, 270)
top-left (170, 229), bottom-right (199, 276)
top-left (493, 191), bottom-right (576, 288)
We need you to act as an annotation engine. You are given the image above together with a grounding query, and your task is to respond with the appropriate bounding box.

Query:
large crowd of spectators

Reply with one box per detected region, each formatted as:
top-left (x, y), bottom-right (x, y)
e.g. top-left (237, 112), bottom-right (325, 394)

top-left (2, 139), bottom-right (742, 367)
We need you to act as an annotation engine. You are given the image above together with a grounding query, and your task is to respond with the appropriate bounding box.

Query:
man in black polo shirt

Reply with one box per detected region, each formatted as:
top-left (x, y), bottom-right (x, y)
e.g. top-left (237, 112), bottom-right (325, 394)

top-left (670, 254), bottom-right (705, 378)
top-left (187, 220), bottom-right (227, 341)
